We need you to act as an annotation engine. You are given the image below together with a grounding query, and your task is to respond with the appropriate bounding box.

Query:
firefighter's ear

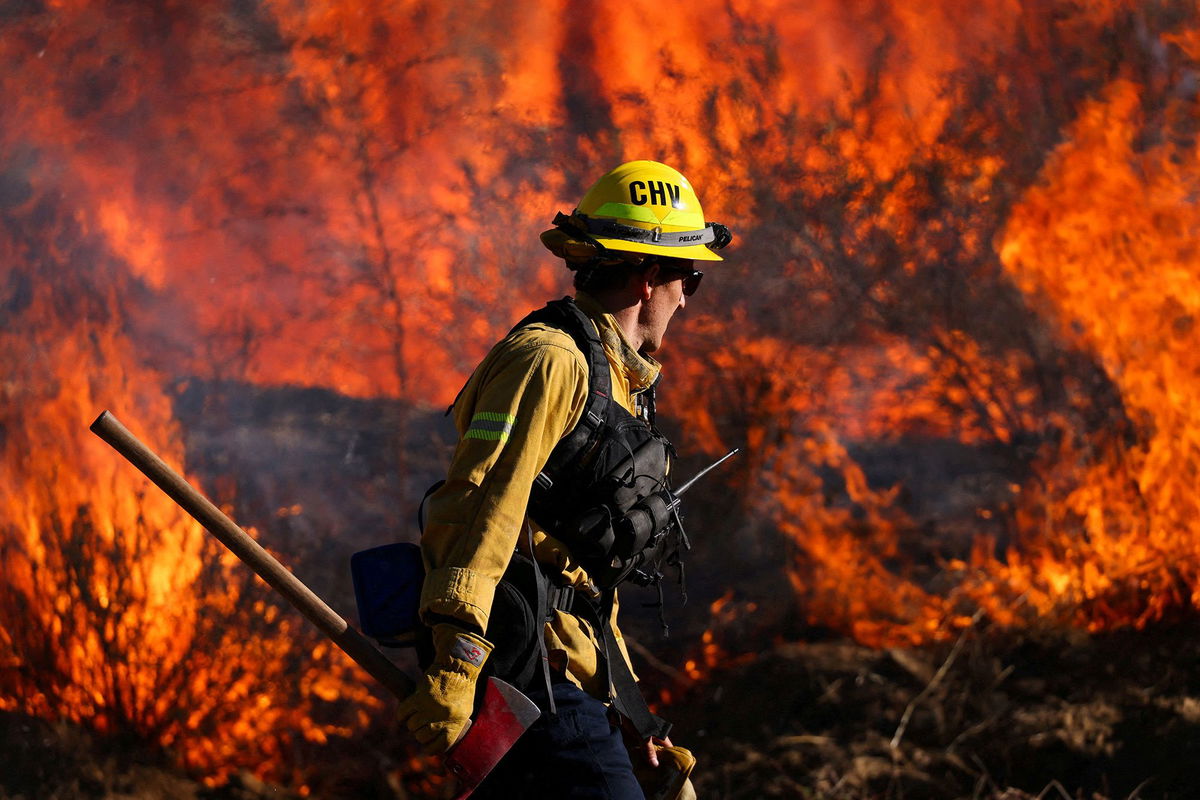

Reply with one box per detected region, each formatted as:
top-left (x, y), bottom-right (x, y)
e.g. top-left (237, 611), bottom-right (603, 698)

top-left (637, 263), bottom-right (659, 301)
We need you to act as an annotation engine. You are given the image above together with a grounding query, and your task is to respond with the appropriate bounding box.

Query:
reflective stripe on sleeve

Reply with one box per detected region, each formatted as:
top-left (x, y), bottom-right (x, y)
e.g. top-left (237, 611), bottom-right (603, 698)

top-left (465, 411), bottom-right (517, 443)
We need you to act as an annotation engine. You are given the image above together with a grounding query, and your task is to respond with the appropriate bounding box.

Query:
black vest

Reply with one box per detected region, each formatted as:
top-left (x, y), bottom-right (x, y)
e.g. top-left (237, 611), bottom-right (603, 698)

top-left (512, 298), bottom-right (676, 589)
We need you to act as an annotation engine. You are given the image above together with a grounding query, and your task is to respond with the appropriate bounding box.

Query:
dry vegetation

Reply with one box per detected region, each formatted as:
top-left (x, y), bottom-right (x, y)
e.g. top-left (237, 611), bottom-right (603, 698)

top-left (7, 619), bottom-right (1200, 799)
top-left (675, 623), bottom-right (1200, 800)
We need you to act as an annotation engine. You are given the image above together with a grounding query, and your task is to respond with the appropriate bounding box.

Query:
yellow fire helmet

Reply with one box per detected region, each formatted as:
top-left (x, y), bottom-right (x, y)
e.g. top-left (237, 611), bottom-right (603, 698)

top-left (541, 160), bottom-right (731, 264)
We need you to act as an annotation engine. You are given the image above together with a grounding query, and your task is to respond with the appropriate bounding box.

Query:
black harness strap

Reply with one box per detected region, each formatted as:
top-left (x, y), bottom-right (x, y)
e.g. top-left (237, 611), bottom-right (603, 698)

top-left (523, 522), bottom-right (557, 717)
top-left (570, 587), bottom-right (671, 741)
top-left (512, 298), bottom-right (613, 494)
top-left (601, 589), bottom-right (671, 740)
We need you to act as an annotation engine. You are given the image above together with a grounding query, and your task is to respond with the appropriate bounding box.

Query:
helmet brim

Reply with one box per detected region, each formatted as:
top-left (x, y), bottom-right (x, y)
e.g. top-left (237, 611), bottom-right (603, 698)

top-left (588, 236), bottom-right (724, 262)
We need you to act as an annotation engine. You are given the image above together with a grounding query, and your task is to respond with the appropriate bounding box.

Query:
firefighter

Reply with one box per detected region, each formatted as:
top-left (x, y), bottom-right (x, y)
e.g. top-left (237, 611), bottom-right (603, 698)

top-left (397, 160), bottom-right (730, 799)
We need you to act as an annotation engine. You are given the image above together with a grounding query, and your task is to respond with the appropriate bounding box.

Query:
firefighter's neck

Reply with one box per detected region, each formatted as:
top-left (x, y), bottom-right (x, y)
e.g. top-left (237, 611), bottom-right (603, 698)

top-left (590, 267), bottom-right (660, 354)
top-left (606, 301), bottom-right (646, 352)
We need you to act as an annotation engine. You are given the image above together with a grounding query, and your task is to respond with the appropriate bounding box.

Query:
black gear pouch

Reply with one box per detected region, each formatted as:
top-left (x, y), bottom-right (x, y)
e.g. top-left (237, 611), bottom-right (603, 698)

top-left (482, 551), bottom-right (544, 692)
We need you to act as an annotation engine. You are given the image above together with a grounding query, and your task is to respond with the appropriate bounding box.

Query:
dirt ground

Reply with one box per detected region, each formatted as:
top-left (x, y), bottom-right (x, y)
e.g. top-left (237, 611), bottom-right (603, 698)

top-left (671, 622), bottom-right (1200, 799)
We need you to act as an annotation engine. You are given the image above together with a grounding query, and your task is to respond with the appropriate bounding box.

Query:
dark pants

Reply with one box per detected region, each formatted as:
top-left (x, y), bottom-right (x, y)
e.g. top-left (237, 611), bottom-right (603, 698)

top-left (472, 680), bottom-right (645, 800)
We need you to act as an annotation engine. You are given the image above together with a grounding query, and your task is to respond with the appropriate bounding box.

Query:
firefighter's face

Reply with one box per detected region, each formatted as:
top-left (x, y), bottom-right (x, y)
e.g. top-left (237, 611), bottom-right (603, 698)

top-left (639, 259), bottom-right (691, 353)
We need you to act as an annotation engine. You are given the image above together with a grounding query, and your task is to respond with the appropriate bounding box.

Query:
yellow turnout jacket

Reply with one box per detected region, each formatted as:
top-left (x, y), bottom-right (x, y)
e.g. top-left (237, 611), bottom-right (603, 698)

top-left (419, 291), bottom-right (659, 699)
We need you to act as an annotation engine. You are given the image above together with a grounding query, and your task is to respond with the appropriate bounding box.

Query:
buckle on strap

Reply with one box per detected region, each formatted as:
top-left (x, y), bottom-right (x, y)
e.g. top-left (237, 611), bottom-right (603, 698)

top-left (546, 584), bottom-right (576, 616)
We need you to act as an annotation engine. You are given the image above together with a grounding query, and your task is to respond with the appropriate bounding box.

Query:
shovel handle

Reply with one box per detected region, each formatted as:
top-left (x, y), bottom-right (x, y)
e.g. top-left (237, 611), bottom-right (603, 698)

top-left (89, 410), bottom-right (415, 699)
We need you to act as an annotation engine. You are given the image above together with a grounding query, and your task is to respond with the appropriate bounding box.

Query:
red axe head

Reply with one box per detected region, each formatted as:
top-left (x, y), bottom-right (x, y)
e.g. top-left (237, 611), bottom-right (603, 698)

top-left (445, 677), bottom-right (541, 799)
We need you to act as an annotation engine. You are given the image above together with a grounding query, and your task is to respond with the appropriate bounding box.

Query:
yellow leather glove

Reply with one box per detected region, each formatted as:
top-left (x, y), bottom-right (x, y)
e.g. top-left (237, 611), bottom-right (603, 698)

top-left (397, 623), bottom-right (493, 754)
top-left (635, 744), bottom-right (697, 800)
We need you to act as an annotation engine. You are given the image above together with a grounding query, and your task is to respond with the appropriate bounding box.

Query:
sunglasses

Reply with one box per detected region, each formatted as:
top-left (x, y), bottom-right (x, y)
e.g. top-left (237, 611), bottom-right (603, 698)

top-left (650, 258), bottom-right (704, 296)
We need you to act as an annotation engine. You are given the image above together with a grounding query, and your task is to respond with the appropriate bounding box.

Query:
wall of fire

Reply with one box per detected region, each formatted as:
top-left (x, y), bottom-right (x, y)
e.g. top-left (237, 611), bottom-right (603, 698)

top-left (2, 0), bottom-right (1199, 787)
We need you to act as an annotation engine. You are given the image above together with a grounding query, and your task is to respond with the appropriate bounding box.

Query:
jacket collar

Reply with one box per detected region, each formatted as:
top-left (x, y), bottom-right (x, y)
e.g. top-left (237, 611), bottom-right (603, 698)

top-left (573, 291), bottom-right (661, 394)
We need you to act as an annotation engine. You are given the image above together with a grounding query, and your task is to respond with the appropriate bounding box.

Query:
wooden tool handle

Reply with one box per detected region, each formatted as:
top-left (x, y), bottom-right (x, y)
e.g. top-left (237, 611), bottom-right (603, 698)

top-left (89, 410), bottom-right (415, 699)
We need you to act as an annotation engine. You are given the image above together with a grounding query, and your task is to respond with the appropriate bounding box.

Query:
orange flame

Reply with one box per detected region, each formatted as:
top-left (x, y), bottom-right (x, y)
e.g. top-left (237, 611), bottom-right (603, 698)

top-left (984, 75), bottom-right (1200, 629)
top-left (0, 164), bottom-right (377, 785)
